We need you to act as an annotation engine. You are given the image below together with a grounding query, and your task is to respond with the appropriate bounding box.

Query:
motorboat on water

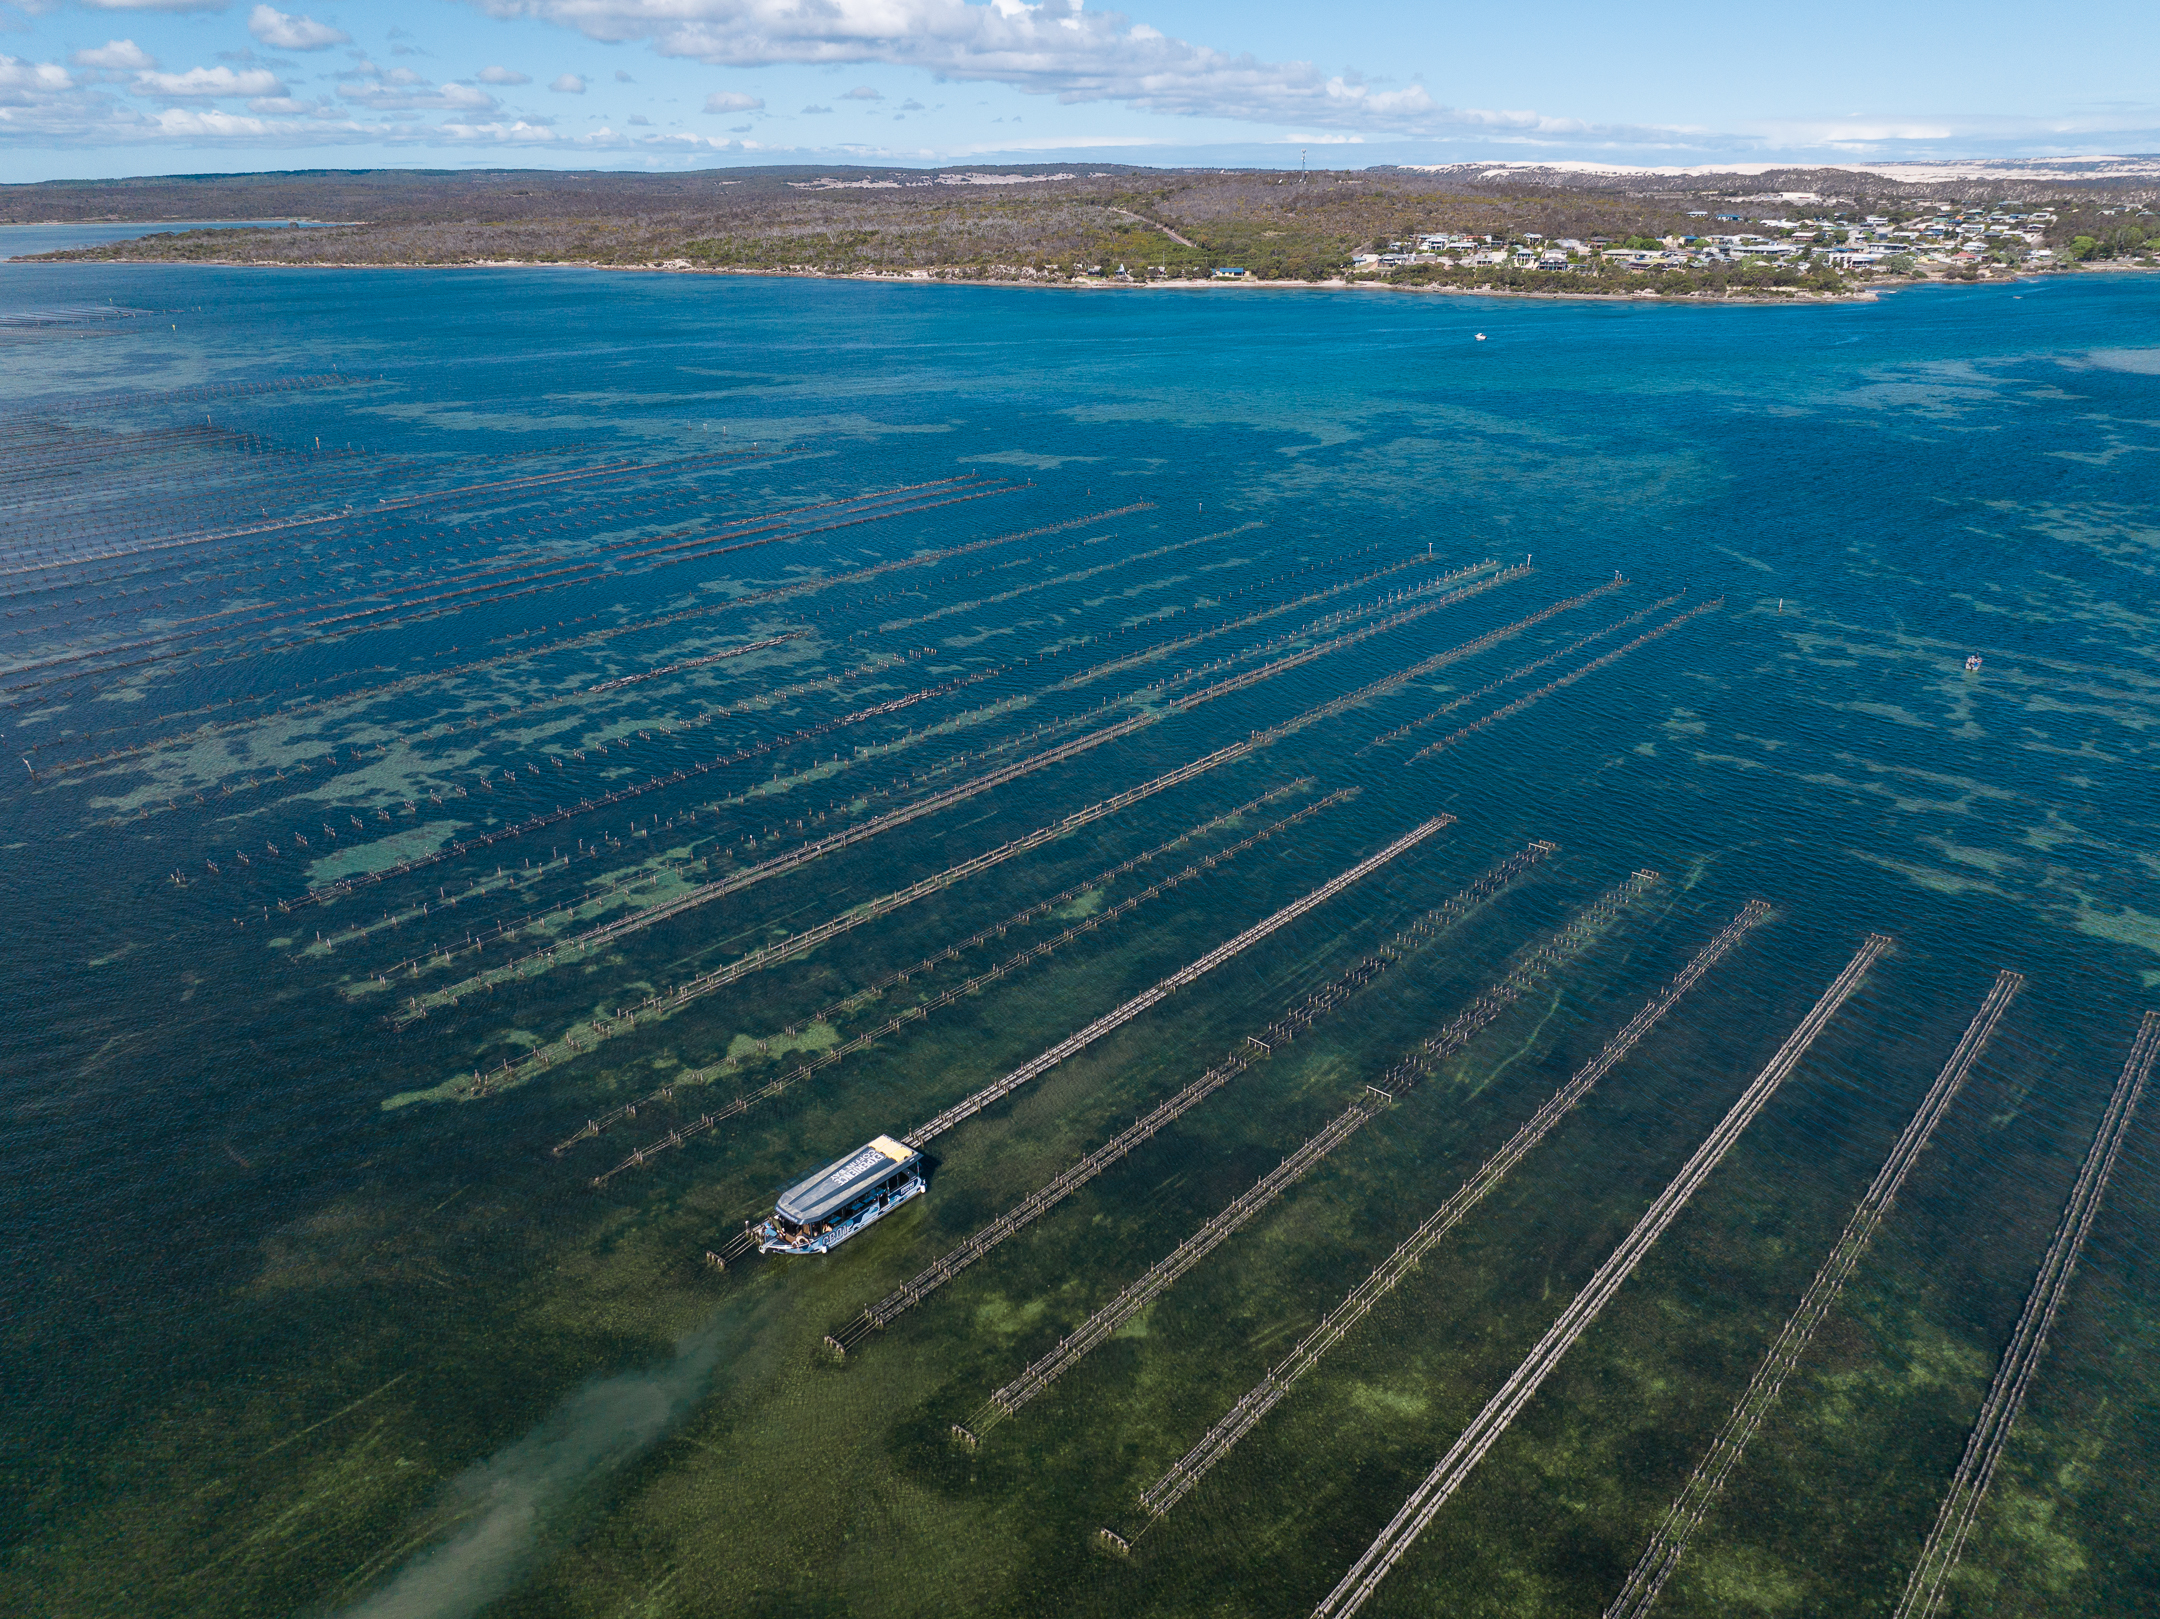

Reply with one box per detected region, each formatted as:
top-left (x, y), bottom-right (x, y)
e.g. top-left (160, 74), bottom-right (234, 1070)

top-left (755, 1135), bottom-right (924, 1255)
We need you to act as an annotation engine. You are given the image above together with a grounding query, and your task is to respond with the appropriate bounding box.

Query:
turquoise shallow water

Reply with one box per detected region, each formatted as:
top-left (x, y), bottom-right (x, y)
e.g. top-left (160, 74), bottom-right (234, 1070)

top-left (0, 262), bottom-right (2155, 1619)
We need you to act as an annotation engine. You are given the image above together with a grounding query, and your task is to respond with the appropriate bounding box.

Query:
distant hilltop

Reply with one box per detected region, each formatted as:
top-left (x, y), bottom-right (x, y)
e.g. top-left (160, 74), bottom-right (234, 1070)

top-left (1389, 155), bottom-right (2160, 199)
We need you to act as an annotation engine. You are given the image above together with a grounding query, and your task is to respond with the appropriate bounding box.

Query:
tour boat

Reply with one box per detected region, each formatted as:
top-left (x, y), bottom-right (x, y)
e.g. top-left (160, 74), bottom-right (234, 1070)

top-left (756, 1135), bottom-right (925, 1255)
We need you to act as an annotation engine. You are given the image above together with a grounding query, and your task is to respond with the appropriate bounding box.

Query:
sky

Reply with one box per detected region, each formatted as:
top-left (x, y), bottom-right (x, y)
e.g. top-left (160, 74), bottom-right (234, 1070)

top-left (1, 0), bottom-right (2157, 184)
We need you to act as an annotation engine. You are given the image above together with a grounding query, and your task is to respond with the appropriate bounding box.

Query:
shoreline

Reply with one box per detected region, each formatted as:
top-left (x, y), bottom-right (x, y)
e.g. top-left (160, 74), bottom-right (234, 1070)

top-left (0, 251), bottom-right (1902, 305)
top-left (4, 246), bottom-right (2114, 306)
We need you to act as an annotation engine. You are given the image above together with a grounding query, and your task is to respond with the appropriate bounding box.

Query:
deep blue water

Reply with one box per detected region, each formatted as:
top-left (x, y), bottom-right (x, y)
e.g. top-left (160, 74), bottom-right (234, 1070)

top-left (0, 261), bottom-right (2155, 1619)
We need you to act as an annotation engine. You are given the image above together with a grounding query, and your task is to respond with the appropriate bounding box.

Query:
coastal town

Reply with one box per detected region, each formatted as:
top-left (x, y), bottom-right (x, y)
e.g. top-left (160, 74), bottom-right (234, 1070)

top-left (1351, 203), bottom-right (2069, 278)
top-left (1059, 200), bottom-right (2145, 295)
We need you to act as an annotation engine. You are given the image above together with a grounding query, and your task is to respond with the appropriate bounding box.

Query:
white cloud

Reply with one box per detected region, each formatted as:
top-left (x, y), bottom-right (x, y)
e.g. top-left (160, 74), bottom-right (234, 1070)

top-left (841, 84), bottom-right (879, 100)
top-left (247, 5), bottom-right (349, 49)
top-left (339, 78), bottom-right (497, 110)
top-left (78, 0), bottom-right (228, 12)
top-left (468, 0), bottom-right (1475, 134)
top-left (463, 2), bottom-right (1902, 148)
top-left (71, 39), bottom-right (156, 71)
top-left (134, 64), bottom-right (288, 97)
top-left (437, 117), bottom-right (559, 142)
top-left (0, 67), bottom-right (778, 148)
top-left (613, 67), bottom-right (632, 81)
top-left (10, 6), bottom-right (2157, 165)
top-left (153, 106), bottom-right (280, 135)
top-left (341, 61), bottom-right (426, 85)
top-left (1, 53), bottom-right (75, 94)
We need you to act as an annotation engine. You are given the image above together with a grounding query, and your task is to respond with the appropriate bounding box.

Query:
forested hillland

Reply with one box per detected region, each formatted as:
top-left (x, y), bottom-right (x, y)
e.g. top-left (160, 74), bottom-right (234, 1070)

top-left (7, 162), bottom-right (2153, 296)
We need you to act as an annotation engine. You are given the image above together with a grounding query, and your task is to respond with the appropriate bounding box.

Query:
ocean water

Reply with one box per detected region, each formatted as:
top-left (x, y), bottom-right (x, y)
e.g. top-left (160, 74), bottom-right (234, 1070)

top-left (0, 261), bottom-right (2154, 1619)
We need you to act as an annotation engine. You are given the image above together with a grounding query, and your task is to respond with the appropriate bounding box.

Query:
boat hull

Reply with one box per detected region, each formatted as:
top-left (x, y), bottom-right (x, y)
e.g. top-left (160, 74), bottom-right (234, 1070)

top-left (757, 1174), bottom-right (924, 1255)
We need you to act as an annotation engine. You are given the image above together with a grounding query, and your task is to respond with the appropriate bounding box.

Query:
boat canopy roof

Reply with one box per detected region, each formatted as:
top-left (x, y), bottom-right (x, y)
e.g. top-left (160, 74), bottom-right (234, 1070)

top-left (775, 1135), bottom-right (921, 1225)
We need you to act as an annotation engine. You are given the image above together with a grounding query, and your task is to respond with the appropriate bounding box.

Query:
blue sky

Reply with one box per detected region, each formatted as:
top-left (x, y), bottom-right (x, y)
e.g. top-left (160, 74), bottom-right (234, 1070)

top-left (2, 0), bottom-right (2156, 183)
